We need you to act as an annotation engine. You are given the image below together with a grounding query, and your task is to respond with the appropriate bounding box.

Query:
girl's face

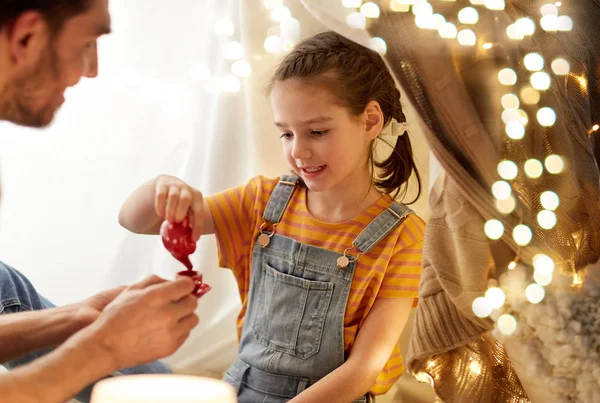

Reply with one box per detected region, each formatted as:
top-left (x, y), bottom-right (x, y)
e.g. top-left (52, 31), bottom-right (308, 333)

top-left (270, 79), bottom-right (375, 195)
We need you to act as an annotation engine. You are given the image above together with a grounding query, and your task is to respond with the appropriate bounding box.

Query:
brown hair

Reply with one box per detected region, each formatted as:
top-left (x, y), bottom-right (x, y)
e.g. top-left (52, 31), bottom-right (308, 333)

top-left (270, 31), bottom-right (422, 203)
top-left (0, 0), bottom-right (92, 35)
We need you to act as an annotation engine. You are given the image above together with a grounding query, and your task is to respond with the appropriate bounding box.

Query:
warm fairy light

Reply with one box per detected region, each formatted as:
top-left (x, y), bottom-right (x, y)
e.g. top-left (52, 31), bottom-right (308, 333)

top-left (524, 159), bottom-right (544, 178)
top-left (214, 19), bottom-right (235, 36)
top-left (551, 58), bottom-right (570, 75)
top-left (513, 224), bottom-right (533, 246)
top-left (439, 22), bottom-right (458, 38)
top-left (412, 1), bottom-right (433, 16)
top-left (222, 41), bottom-right (244, 60)
top-left (342, 0), bottom-right (362, 7)
top-left (360, 2), bottom-right (380, 18)
top-left (484, 0), bottom-right (505, 10)
top-left (485, 287), bottom-right (506, 309)
top-left (497, 160), bottom-right (518, 180)
top-left (498, 314), bottom-right (517, 335)
top-left (519, 109), bottom-right (529, 125)
top-left (520, 87), bottom-right (541, 105)
top-left (347, 12), bottom-right (367, 29)
top-left (492, 181), bottom-right (512, 200)
top-left (458, 7), bottom-right (479, 24)
top-left (484, 219), bottom-right (504, 240)
top-left (557, 15), bottom-right (573, 31)
top-left (457, 29), bottom-right (476, 46)
top-left (496, 196), bottom-right (516, 214)
top-left (525, 284), bottom-right (545, 304)
top-left (573, 273), bottom-right (583, 285)
top-left (506, 24), bottom-right (524, 40)
top-left (541, 3), bottom-right (558, 16)
top-left (545, 154), bottom-right (565, 174)
top-left (264, 36), bottom-right (283, 53)
top-left (502, 109), bottom-right (520, 124)
top-left (537, 210), bottom-right (557, 229)
top-left (390, 0), bottom-right (411, 12)
top-left (222, 75), bottom-right (241, 92)
top-left (506, 122), bottom-right (525, 140)
top-left (498, 68), bottom-right (517, 86)
top-left (540, 191), bottom-right (559, 210)
top-left (482, 42), bottom-right (493, 49)
top-left (472, 296), bottom-right (493, 318)
top-left (370, 37), bottom-right (387, 55)
top-left (516, 17), bottom-right (535, 35)
top-left (540, 15), bottom-right (558, 31)
top-left (508, 260), bottom-right (517, 270)
top-left (263, 0), bottom-right (283, 9)
top-left (533, 254), bottom-right (555, 275)
top-left (271, 5), bottom-right (291, 22)
top-left (537, 107), bottom-right (556, 127)
top-left (534, 271), bottom-right (553, 286)
top-left (501, 94), bottom-right (520, 109)
top-left (524, 53), bottom-right (544, 72)
top-left (231, 60), bottom-right (251, 77)
top-left (531, 72), bottom-right (551, 91)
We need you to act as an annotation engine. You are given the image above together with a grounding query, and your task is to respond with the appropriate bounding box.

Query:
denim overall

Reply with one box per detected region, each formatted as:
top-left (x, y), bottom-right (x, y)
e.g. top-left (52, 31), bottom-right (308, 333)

top-left (223, 175), bottom-right (412, 403)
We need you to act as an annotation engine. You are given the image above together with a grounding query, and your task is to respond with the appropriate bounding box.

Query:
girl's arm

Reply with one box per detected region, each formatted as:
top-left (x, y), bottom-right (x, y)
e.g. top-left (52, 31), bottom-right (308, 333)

top-left (118, 174), bottom-right (215, 240)
top-left (289, 297), bottom-right (413, 403)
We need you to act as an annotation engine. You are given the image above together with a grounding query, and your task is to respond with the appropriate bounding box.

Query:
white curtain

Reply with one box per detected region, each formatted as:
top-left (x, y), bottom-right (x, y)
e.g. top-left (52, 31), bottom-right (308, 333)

top-left (0, 0), bottom-right (430, 385)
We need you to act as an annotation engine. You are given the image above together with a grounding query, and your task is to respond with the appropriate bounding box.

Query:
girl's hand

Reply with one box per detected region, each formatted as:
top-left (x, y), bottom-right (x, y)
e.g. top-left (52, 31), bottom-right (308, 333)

top-left (154, 175), bottom-right (204, 241)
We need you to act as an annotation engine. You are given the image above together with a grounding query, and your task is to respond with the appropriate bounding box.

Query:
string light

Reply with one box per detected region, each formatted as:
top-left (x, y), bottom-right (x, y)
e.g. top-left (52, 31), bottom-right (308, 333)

top-left (472, 296), bottom-right (493, 318)
top-left (551, 58), bottom-right (570, 75)
top-left (533, 254), bottom-right (555, 275)
top-left (458, 7), bottom-right (479, 24)
top-left (501, 94), bottom-right (520, 109)
top-left (496, 196), bottom-right (516, 214)
top-left (484, 219), bottom-right (504, 240)
top-left (531, 72), bottom-right (551, 91)
top-left (589, 124), bottom-right (600, 134)
top-left (369, 37), bottom-right (387, 55)
top-left (263, 0), bottom-right (282, 9)
top-left (537, 107), bottom-right (556, 126)
top-left (360, 2), bottom-right (380, 18)
top-left (492, 181), bottom-right (512, 200)
top-left (390, 0), bottom-right (410, 12)
top-left (342, 0), bottom-right (362, 7)
top-left (502, 109), bottom-right (520, 124)
top-left (222, 75), bottom-right (241, 92)
top-left (524, 53), bottom-right (544, 72)
top-left (497, 160), bottom-right (518, 180)
top-left (534, 271), bottom-right (553, 286)
top-left (264, 36), bottom-right (283, 53)
top-left (524, 159), bottom-right (544, 178)
top-left (482, 42), bottom-right (493, 49)
top-left (222, 41), bottom-right (244, 60)
top-left (347, 12), bottom-right (367, 29)
top-left (540, 191), bottom-right (560, 210)
top-left (485, 287), bottom-right (506, 309)
top-left (540, 15), bottom-right (558, 31)
top-left (213, 19), bottom-right (235, 36)
top-left (537, 210), bottom-right (557, 229)
top-left (513, 224), bottom-right (533, 246)
top-left (413, 2), bottom-right (433, 16)
top-left (508, 258), bottom-right (518, 270)
top-left (457, 29), bottom-right (476, 46)
top-left (231, 60), bottom-right (251, 77)
top-left (525, 284), bottom-right (545, 304)
top-left (498, 68), bottom-right (517, 86)
top-left (540, 3), bottom-right (558, 16)
top-left (497, 314), bottom-right (517, 335)
top-left (270, 5), bottom-right (291, 22)
top-left (506, 24), bottom-right (524, 40)
top-left (484, 0), bottom-right (505, 10)
top-left (557, 15), bottom-right (573, 31)
top-left (506, 122), bottom-right (525, 140)
top-left (515, 17), bottom-right (536, 35)
top-left (439, 22), bottom-right (458, 38)
top-left (545, 154), bottom-right (565, 174)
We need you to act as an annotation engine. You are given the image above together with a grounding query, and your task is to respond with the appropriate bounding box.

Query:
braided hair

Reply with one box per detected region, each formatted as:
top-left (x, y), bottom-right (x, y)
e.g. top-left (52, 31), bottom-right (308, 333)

top-left (269, 31), bottom-right (421, 202)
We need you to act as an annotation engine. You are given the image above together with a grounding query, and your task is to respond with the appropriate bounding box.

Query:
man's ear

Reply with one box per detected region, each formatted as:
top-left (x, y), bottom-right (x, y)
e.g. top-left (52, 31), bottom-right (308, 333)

top-left (8, 11), bottom-right (48, 65)
top-left (363, 100), bottom-right (384, 142)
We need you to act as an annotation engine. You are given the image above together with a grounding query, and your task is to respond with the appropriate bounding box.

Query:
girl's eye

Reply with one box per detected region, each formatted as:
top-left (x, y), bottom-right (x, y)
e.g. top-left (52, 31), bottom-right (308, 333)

top-left (280, 133), bottom-right (293, 139)
top-left (311, 130), bottom-right (328, 137)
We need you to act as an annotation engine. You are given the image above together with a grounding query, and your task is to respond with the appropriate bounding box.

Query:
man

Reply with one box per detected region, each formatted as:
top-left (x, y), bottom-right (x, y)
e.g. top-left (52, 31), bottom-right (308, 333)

top-left (0, 1), bottom-right (200, 401)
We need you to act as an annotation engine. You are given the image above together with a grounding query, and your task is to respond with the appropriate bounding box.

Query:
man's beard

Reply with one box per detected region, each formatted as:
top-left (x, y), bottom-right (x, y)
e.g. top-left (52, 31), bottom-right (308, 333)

top-left (0, 45), bottom-right (61, 128)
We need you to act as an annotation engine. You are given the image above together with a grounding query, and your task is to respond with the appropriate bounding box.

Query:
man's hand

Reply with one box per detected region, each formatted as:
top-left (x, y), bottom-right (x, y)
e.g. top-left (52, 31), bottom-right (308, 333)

top-left (74, 286), bottom-right (127, 327)
top-left (84, 275), bottom-right (199, 370)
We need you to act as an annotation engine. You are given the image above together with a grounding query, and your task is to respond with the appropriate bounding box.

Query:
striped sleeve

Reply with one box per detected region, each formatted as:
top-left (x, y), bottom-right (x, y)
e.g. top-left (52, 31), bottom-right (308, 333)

top-left (378, 214), bottom-right (425, 299)
top-left (205, 176), bottom-right (263, 271)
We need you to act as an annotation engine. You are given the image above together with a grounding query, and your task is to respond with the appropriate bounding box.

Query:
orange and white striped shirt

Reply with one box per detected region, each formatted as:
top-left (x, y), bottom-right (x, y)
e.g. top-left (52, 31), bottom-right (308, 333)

top-left (206, 176), bottom-right (424, 395)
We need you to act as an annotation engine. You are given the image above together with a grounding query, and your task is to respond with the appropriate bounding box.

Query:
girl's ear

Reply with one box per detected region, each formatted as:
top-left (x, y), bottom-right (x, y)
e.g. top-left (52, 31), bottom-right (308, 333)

top-left (363, 100), bottom-right (384, 141)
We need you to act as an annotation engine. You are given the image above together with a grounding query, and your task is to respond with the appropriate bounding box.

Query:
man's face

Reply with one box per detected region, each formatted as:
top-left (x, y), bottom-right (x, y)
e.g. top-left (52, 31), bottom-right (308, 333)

top-left (2, 0), bottom-right (111, 128)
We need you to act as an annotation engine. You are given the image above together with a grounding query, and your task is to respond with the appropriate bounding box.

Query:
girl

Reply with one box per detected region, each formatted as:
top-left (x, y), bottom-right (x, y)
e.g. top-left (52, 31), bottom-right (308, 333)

top-left (119, 31), bottom-right (425, 403)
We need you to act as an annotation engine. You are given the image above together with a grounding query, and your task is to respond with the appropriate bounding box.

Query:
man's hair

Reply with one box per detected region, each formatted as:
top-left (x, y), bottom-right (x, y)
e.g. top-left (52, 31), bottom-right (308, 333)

top-left (0, 0), bottom-right (92, 34)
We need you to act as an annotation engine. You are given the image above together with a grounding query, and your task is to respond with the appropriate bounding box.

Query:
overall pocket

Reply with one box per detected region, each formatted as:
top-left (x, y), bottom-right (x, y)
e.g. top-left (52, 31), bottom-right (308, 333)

top-left (252, 261), bottom-right (334, 359)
